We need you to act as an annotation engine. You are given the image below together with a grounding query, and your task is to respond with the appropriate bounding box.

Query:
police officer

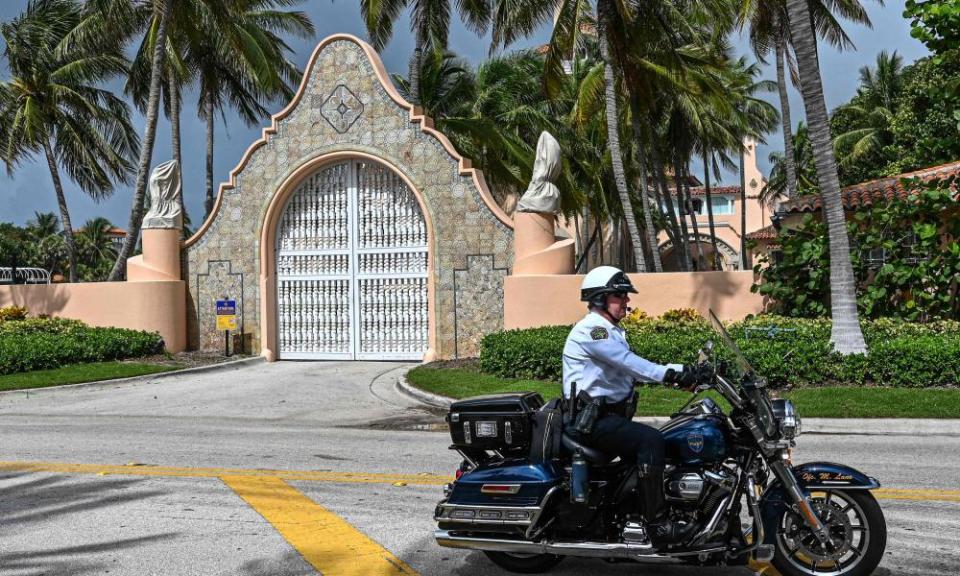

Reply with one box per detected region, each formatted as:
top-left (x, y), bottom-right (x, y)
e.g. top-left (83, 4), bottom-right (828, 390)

top-left (563, 265), bottom-right (700, 545)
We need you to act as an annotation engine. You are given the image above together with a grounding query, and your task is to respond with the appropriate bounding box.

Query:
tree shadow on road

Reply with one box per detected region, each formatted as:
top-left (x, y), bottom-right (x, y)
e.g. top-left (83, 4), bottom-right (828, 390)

top-left (0, 534), bottom-right (178, 576)
top-left (0, 472), bottom-right (166, 527)
top-left (236, 551), bottom-right (317, 576)
top-left (0, 471), bottom-right (176, 575)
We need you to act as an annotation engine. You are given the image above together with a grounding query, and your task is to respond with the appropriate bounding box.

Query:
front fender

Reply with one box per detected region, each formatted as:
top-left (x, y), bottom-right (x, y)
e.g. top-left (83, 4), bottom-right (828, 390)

top-left (759, 462), bottom-right (880, 545)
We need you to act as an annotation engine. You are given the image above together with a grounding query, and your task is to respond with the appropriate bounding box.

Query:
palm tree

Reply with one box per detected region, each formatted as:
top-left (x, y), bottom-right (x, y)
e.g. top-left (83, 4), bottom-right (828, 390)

top-left (195, 0), bottom-right (313, 218)
top-left (764, 121), bottom-right (818, 199)
top-left (125, 2), bottom-right (190, 236)
top-left (125, 0), bottom-right (313, 221)
top-left (740, 0), bottom-right (874, 199)
top-left (70, 0), bottom-right (175, 281)
top-left (729, 58), bottom-right (778, 270)
top-left (0, 0), bottom-right (140, 283)
top-left (27, 211), bottom-right (61, 240)
top-left (832, 50), bottom-right (903, 169)
top-left (492, 0), bottom-right (650, 272)
top-left (361, 0), bottom-right (491, 107)
top-left (785, 0), bottom-right (867, 354)
top-left (595, 0), bottom-right (646, 272)
top-left (77, 216), bottom-right (118, 280)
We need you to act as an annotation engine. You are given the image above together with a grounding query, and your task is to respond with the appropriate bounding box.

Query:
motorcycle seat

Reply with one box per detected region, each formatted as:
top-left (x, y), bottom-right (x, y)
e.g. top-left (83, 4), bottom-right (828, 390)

top-left (561, 432), bottom-right (616, 466)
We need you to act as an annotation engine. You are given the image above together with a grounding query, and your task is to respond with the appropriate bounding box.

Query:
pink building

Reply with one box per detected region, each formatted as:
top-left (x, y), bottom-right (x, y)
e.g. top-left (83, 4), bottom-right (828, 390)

top-left (657, 137), bottom-right (773, 271)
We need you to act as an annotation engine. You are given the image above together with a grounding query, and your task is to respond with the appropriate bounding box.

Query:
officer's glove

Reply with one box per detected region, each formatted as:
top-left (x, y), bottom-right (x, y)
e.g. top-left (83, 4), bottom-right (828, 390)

top-left (664, 364), bottom-right (698, 391)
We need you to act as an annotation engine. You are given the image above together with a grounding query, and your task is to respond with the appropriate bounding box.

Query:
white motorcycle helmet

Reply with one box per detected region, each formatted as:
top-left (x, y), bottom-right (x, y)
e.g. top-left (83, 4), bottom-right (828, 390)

top-left (580, 266), bottom-right (637, 309)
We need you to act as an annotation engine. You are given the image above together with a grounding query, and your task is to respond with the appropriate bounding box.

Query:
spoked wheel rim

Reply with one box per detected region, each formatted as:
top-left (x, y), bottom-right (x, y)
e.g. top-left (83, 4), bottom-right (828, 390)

top-left (777, 491), bottom-right (871, 576)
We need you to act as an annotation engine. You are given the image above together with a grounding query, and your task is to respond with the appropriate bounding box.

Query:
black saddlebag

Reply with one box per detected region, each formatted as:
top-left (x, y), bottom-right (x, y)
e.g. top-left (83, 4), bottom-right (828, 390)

top-left (447, 392), bottom-right (544, 452)
top-left (529, 398), bottom-right (563, 463)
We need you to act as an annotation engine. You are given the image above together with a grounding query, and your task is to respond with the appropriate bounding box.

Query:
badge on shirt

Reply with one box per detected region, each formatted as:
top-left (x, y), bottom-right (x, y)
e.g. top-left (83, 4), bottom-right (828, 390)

top-left (590, 327), bottom-right (608, 341)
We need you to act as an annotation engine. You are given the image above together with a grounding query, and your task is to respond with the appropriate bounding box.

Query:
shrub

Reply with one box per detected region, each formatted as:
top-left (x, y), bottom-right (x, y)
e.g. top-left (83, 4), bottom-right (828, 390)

top-left (479, 313), bottom-right (960, 388)
top-left (0, 306), bottom-right (28, 323)
top-left (479, 325), bottom-right (569, 381)
top-left (0, 317), bottom-right (164, 375)
top-left (659, 308), bottom-right (702, 323)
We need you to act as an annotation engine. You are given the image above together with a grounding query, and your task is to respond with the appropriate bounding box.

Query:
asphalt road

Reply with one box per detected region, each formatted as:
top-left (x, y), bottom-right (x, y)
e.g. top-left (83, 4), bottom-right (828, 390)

top-left (0, 361), bottom-right (958, 576)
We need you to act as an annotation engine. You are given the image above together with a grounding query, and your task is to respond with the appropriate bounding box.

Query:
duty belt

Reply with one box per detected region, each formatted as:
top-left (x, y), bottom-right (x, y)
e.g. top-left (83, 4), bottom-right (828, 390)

top-left (566, 392), bottom-right (634, 419)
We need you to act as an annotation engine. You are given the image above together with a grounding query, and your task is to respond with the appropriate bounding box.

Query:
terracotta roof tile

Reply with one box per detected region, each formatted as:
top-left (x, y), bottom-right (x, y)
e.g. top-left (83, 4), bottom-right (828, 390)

top-left (746, 224), bottom-right (778, 240)
top-left (780, 160), bottom-right (960, 213)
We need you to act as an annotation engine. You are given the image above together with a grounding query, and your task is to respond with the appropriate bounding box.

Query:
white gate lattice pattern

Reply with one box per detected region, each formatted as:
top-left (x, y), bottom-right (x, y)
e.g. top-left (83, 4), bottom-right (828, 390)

top-left (276, 160), bottom-right (429, 359)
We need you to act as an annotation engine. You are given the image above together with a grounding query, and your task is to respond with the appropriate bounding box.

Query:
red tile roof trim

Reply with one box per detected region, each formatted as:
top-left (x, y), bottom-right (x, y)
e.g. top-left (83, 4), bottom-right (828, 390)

top-left (746, 224), bottom-right (778, 240)
top-left (780, 160), bottom-right (960, 213)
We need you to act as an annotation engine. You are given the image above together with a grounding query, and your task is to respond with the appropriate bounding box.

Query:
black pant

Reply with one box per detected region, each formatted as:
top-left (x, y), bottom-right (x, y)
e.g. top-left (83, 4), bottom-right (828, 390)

top-left (586, 414), bottom-right (665, 468)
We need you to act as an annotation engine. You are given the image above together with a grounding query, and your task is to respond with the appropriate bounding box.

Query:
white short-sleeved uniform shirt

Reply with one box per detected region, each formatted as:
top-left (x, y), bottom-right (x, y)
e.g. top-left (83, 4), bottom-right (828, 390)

top-left (562, 311), bottom-right (682, 402)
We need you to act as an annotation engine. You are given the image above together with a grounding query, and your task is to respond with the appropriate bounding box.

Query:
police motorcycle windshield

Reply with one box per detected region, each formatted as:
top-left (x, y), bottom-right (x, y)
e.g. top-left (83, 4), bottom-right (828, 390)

top-left (708, 309), bottom-right (754, 377)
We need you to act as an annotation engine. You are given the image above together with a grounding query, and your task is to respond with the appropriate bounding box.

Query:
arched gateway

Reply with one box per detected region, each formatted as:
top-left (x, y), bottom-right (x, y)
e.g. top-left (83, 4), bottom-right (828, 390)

top-left (184, 35), bottom-right (513, 361)
top-left (275, 159), bottom-right (429, 359)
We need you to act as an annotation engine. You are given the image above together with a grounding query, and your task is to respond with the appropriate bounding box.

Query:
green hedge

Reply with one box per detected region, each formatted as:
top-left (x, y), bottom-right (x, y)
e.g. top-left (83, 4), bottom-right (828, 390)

top-left (479, 315), bottom-right (960, 388)
top-left (0, 318), bottom-right (165, 375)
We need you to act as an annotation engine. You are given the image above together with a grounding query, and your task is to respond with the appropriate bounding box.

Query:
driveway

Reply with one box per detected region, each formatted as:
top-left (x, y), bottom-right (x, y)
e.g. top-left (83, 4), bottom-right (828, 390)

top-left (0, 361), bottom-right (957, 575)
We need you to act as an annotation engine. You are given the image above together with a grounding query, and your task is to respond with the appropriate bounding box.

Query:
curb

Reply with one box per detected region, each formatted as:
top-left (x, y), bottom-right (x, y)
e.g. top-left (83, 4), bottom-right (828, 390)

top-left (396, 373), bottom-right (452, 408)
top-left (0, 355), bottom-right (266, 396)
top-left (394, 380), bottom-right (960, 436)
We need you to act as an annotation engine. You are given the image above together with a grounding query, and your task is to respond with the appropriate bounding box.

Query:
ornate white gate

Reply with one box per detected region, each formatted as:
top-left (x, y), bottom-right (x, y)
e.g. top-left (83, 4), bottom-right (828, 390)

top-left (276, 160), bottom-right (428, 360)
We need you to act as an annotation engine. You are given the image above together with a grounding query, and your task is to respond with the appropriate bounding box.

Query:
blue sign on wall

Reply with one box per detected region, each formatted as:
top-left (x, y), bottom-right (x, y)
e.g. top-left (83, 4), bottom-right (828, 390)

top-left (216, 300), bottom-right (236, 315)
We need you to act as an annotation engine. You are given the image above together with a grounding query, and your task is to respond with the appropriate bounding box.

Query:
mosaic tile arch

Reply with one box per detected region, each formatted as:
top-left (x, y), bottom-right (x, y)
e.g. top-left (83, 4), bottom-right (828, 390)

top-left (183, 34), bottom-right (515, 360)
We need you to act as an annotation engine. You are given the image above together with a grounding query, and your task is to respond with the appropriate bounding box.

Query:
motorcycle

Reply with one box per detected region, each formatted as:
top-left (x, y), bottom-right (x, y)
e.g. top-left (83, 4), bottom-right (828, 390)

top-left (433, 310), bottom-right (887, 575)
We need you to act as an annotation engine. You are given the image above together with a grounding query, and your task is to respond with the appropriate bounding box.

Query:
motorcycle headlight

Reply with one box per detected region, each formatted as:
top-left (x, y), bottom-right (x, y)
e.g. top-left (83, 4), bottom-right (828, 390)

top-left (772, 399), bottom-right (801, 439)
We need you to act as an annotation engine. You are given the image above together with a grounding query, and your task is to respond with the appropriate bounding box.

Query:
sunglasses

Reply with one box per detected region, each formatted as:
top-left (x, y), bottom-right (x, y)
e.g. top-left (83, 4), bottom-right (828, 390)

top-left (610, 291), bottom-right (629, 299)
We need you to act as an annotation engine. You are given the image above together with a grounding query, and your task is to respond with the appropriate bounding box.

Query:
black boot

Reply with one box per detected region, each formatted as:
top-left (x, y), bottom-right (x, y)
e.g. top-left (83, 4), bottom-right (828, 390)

top-left (639, 465), bottom-right (695, 547)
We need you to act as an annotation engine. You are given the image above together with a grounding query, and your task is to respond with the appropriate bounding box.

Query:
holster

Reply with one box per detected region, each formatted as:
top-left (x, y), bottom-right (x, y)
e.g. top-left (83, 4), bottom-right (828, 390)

top-left (571, 391), bottom-right (601, 435)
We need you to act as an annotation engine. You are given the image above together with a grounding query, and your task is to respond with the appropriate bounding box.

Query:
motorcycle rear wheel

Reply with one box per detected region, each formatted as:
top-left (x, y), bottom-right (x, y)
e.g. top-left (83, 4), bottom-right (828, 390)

top-left (771, 489), bottom-right (886, 576)
top-left (482, 551), bottom-right (564, 573)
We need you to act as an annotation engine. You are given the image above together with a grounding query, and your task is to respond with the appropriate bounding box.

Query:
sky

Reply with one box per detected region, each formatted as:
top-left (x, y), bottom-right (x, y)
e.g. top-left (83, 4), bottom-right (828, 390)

top-left (0, 1), bottom-right (930, 228)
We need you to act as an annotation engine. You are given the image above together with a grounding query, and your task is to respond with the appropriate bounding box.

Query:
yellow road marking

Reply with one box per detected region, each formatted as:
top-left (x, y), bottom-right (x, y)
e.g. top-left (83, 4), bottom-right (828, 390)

top-left (749, 559), bottom-right (781, 575)
top-left (874, 488), bottom-right (960, 502)
top-left (222, 476), bottom-right (417, 576)
top-left (0, 460), bottom-right (451, 486)
top-left (2, 460), bottom-right (960, 503)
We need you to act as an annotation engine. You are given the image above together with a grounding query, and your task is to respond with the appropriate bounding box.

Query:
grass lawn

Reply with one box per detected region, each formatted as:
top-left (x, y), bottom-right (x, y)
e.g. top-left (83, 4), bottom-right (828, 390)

top-left (407, 364), bottom-right (960, 419)
top-left (0, 361), bottom-right (182, 392)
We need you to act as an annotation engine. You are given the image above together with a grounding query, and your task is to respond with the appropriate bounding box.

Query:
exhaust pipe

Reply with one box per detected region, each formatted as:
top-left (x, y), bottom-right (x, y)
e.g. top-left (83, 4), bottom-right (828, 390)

top-left (435, 530), bottom-right (724, 561)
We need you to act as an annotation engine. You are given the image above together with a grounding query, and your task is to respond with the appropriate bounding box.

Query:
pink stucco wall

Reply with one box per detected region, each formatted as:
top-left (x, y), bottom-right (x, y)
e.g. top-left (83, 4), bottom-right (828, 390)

top-left (504, 271), bottom-right (763, 329)
top-left (0, 281), bottom-right (187, 352)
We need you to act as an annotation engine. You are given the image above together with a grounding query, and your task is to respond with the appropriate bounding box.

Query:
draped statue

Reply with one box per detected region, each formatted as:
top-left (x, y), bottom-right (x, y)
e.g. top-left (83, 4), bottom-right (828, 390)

top-left (143, 160), bottom-right (183, 230)
top-left (516, 131), bottom-right (562, 214)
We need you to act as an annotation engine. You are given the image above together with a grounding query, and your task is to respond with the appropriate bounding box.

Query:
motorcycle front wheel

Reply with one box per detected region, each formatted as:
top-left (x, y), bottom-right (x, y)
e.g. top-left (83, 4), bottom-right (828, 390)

top-left (483, 551), bottom-right (564, 574)
top-left (772, 489), bottom-right (886, 576)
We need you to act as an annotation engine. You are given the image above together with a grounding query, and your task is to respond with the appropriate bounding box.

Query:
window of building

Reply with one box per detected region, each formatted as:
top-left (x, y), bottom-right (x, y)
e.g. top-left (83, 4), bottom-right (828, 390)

top-left (662, 195), bottom-right (734, 216)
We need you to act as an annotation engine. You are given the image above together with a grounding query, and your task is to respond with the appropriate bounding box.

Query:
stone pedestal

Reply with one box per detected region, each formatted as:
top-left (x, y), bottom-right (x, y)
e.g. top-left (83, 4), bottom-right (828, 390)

top-left (513, 212), bottom-right (575, 275)
top-left (127, 229), bottom-right (181, 282)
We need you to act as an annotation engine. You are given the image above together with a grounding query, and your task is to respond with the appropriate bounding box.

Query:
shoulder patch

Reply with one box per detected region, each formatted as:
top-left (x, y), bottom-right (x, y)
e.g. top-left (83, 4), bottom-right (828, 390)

top-left (590, 327), bottom-right (609, 341)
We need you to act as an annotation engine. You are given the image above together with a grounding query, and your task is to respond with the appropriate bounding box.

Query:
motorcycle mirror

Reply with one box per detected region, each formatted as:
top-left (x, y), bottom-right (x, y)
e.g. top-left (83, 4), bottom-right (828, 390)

top-left (698, 340), bottom-right (714, 363)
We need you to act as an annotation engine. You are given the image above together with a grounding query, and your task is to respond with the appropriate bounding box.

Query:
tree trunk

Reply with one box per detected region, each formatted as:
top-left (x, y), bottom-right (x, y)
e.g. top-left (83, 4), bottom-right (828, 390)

top-left (671, 155), bottom-right (694, 270)
top-left (629, 99), bottom-right (663, 272)
top-left (777, 37), bottom-right (798, 198)
top-left (681, 159), bottom-right (706, 270)
top-left (43, 140), bottom-right (77, 283)
top-left (204, 90), bottom-right (215, 217)
top-left (108, 0), bottom-right (173, 281)
top-left (649, 141), bottom-right (687, 270)
top-left (573, 212), bottom-right (582, 271)
top-left (786, 0), bottom-right (867, 354)
top-left (740, 148), bottom-right (748, 270)
top-left (597, 3), bottom-right (645, 273)
top-left (409, 22), bottom-right (426, 107)
top-left (703, 153), bottom-right (722, 270)
top-left (169, 73), bottom-right (185, 238)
